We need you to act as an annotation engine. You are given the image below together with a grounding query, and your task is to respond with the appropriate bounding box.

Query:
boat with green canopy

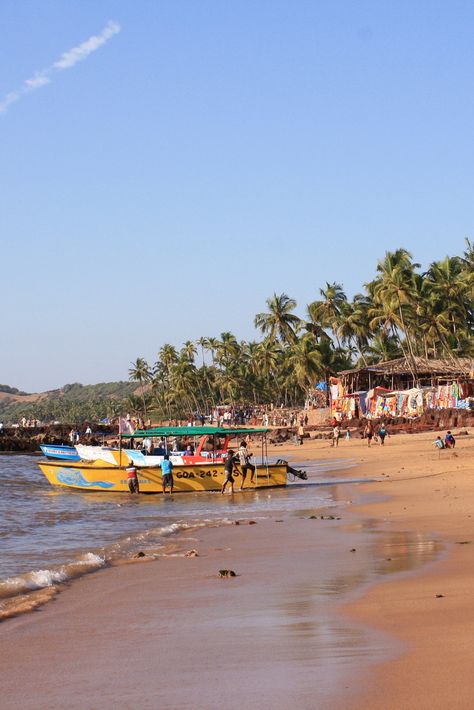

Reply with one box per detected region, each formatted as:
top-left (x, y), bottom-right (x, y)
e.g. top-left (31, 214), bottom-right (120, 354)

top-left (38, 426), bottom-right (307, 493)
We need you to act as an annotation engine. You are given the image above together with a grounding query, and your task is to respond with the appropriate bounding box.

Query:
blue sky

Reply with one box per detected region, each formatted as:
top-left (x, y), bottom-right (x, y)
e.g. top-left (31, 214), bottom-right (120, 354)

top-left (1, 1), bottom-right (473, 392)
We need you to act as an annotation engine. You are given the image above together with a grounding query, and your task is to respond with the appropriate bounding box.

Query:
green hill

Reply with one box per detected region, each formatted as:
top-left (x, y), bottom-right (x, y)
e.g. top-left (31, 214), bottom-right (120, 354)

top-left (0, 381), bottom-right (137, 425)
top-left (0, 384), bottom-right (29, 395)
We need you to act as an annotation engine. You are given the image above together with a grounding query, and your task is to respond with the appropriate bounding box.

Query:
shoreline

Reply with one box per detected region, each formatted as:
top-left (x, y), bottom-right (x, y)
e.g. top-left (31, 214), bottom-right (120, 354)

top-left (332, 432), bottom-right (474, 709)
top-left (1, 431), bottom-right (473, 707)
top-left (0, 502), bottom-right (415, 710)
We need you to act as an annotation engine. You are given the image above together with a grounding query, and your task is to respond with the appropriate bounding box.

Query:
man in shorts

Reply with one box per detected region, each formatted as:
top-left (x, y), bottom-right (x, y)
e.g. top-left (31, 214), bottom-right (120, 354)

top-left (221, 449), bottom-right (237, 494)
top-left (126, 463), bottom-right (139, 494)
top-left (364, 421), bottom-right (374, 447)
top-left (238, 440), bottom-right (255, 490)
top-left (160, 454), bottom-right (174, 495)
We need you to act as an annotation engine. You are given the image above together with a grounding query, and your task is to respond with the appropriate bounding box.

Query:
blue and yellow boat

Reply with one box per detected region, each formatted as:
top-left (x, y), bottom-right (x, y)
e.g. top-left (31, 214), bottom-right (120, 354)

top-left (37, 426), bottom-right (307, 493)
top-left (40, 444), bottom-right (80, 461)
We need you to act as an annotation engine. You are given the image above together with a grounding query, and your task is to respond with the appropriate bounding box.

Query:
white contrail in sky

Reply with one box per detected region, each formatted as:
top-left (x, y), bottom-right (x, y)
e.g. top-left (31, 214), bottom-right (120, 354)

top-left (0, 20), bottom-right (121, 114)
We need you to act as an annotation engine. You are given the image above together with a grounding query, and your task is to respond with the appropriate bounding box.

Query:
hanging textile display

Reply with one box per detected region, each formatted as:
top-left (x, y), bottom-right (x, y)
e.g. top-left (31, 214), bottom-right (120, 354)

top-left (334, 377), bottom-right (473, 419)
top-left (423, 383), bottom-right (468, 410)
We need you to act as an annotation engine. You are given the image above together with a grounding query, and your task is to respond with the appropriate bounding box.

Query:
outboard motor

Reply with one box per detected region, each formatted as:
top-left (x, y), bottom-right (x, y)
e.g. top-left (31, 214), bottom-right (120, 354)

top-left (277, 459), bottom-right (308, 481)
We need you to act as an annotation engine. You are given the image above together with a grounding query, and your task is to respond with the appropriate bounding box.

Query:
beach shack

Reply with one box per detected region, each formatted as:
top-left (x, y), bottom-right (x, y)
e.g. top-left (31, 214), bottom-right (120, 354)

top-left (330, 357), bottom-right (474, 420)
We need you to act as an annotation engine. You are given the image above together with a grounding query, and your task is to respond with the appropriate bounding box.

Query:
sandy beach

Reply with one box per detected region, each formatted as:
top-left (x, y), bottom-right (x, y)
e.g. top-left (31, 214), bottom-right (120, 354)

top-left (1, 429), bottom-right (474, 709)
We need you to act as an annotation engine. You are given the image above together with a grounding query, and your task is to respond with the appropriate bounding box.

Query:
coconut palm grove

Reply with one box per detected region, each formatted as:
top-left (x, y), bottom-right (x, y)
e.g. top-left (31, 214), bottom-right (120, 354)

top-left (128, 245), bottom-right (474, 421)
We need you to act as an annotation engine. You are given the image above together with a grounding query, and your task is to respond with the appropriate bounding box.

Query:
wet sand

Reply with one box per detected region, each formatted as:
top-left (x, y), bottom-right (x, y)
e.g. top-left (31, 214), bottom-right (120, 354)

top-left (333, 430), bottom-right (474, 710)
top-left (1, 429), bottom-right (474, 708)
top-left (1, 513), bottom-right (402, 709)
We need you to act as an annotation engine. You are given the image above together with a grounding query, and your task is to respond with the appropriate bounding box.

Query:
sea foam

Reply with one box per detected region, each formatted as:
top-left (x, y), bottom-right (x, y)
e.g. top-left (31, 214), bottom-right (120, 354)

top-left (0, 553), bottom-right (106, 600)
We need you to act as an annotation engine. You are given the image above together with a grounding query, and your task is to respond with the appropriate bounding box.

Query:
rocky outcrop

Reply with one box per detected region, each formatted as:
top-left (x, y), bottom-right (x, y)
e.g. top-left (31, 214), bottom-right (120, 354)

top-left (0, 424), bottom-right (115, 453)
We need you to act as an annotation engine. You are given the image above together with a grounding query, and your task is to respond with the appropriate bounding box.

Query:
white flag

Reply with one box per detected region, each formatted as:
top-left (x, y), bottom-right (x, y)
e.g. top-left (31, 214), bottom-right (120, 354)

top-left (119, 417), bottom-right (135, 435)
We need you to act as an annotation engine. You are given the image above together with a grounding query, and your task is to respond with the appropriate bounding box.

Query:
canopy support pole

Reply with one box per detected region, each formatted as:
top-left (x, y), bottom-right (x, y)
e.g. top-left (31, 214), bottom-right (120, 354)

top-left (265, 433), bottom-right (269, 480)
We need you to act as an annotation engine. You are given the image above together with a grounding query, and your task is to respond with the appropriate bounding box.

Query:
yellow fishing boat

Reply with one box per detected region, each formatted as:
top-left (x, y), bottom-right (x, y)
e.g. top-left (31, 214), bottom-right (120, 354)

top-left (38, 459), bottom-right (289, 493)
top-left (37, 426), bottom-right (307, 493)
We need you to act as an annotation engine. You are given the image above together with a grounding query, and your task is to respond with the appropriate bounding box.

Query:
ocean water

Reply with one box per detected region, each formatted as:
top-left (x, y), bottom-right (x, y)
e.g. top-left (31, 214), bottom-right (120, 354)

top-left (1, 452), bottom-right (447, 710)
top-left (0, 454), bottom-right (350, 618)
top-left (0, 454), bottom-right (442, 628)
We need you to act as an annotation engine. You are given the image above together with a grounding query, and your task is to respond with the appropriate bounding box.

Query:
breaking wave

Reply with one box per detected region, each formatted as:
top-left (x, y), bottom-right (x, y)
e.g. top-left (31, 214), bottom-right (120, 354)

top-left (0, 520), bottom-right (219, 621)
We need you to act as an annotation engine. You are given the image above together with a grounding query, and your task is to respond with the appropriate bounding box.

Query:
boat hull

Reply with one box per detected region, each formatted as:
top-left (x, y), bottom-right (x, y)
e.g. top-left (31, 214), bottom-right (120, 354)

top-left (40, 444), bottom-right (80, 461)
top-left (38, 461), bottom-right (288, 493)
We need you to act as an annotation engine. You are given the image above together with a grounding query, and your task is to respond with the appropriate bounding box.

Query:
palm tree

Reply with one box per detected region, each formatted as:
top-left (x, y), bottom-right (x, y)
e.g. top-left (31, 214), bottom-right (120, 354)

top-left (307, 282), bottom-right (347, 347)
top-left (424, 256), bottom-right (469, 348)
top-left (286, 334), bottom-right (322, 395)
top-left (216, 332), bottom-right (240, 368)
top-left (364, 333), bottom-right (402, 363)
top-left (205, 337), bottom-right (220, 367)
top-left (462, 237), bottom-right (474, 271)
top-left (254, 293), bottom-right (301, 344)
top-left (216, 368), bottom-right (240, 405)
top-left (168, 357), bottom-right (199, 417)
top-left (370, 249), bottom-right (419, 377)
top-left (128, 357), bottom-right (152, 421)
top-left (240, 341), bottom-right (262, 403)
top-left (182, 340), bottom-right (197, 364)
top-left (337, 294), bottom-right (371, 365)
top-left (157, 344), bottom-right (179, 374)
top-left (196, 337), bottom-right (208, 368)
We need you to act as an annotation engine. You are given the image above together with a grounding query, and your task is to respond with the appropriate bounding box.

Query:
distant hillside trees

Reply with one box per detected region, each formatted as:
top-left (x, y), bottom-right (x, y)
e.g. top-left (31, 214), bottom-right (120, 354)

top-left (0, 384), bottom-right (28, 395)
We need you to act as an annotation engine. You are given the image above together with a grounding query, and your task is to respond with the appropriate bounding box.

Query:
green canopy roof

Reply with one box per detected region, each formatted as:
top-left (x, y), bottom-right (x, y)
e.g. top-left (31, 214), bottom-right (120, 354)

top-left (122, 426), bottom-right (269, 438)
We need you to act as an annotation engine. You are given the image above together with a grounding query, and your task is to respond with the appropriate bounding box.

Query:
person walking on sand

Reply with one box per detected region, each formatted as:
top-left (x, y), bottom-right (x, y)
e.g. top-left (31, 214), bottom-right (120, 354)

top-left (221, 449), bottom-right (237, 494)
top-left (238, 440), bottom-right (255, 490)
top-left (378, 423), bottom-right (387, 445)
top-left (332, 424), bottom-right (341, 447)
top-left (160, 454), bottom-right (174, 494)
top-left (364, 421), bottom-right (374, 447)
top-left (126, 462), bottom-right (139, 494)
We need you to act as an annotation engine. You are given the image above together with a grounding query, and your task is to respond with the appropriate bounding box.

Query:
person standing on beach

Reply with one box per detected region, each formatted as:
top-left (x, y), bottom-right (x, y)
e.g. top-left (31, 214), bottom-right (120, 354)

top-left (298, 423), bottom-right (305, 445)
top-left (364, 421), bottom-right (374, 447)
top-left (238, 441), bottom-right (255, 490)
top-left (221, 449), bottom-right (237, 494)
top-left (378, 424), bottom-right (387, 445)
top-left (126, 463), bottom-right (139, 494)
top-left (160, 454), bottom-right (174, 494)
top-left (332, 424), bottom-right (341, 447)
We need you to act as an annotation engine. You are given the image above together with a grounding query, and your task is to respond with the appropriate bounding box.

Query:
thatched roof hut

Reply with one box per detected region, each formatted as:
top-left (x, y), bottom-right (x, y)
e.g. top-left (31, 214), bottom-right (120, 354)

top-left (339, 357), bottom-right (473, 393)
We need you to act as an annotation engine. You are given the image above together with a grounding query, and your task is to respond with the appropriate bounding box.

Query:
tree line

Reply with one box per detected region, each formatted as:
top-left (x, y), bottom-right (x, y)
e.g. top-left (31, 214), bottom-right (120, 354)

top-left (129, 243), bottom-right (474, 421)
top-left (5, 244), bottom-right (472, 425)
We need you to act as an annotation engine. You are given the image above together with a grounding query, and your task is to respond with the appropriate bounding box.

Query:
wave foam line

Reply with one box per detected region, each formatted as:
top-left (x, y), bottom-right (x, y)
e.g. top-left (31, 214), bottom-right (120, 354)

top-left (0, 552), bottom-right (105, 601)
